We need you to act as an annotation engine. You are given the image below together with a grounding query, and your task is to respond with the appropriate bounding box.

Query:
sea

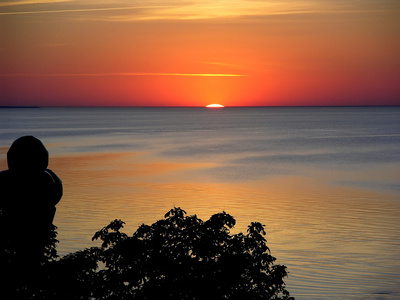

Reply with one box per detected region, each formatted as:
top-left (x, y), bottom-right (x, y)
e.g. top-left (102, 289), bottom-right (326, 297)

top-left (1, 106), bottom-right (399, 299)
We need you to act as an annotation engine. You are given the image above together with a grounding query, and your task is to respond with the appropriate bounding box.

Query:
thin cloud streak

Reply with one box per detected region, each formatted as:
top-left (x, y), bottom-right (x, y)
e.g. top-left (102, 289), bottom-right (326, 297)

top-left (0, 5), bottom-right (161, 15)
top-left (0, 0), bottom-right (71, 7)
top-left (0, 73), bottom-right (247, 77)
top-left (1, 0), bottom-right (389, 18)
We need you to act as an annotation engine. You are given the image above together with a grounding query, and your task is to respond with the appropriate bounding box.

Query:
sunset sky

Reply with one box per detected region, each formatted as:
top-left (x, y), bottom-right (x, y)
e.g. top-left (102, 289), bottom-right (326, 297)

top-left (1, 0), bottom-right (399, 107)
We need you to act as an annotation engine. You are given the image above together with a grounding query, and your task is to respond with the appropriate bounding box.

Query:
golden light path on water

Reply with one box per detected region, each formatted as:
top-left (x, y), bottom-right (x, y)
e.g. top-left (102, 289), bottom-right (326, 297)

top-left (35, 149), bottom-right (399, 299)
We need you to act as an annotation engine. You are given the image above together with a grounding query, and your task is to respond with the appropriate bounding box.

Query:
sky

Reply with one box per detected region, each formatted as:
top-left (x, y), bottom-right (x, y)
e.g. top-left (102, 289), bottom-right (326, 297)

top-left (1, 0), bottom-right (399, 107)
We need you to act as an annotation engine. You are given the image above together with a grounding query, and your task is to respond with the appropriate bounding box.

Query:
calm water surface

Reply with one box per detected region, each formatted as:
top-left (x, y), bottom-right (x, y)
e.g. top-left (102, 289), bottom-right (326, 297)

top-left (1, 107), bottom-right (399, 299)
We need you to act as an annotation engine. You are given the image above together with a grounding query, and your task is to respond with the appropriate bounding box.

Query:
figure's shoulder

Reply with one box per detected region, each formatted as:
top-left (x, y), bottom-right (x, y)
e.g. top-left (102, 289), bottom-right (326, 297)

top-left (45, 169), bottom-right (63, 204)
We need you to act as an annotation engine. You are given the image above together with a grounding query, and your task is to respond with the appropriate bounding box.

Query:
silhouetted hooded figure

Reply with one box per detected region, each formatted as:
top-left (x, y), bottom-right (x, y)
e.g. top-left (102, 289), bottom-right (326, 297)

top-left (0, 136), bottom-right (62, 270)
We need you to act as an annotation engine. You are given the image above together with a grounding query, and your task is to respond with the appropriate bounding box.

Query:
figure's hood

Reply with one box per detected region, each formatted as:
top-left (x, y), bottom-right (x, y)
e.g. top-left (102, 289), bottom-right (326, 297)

top-left (7, 136), bottom-right (49, 172)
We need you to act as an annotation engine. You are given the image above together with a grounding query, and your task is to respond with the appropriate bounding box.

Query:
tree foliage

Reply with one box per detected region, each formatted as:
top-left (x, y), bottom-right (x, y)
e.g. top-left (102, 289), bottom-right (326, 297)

top-left (8, 207), bottom-right (294, 299)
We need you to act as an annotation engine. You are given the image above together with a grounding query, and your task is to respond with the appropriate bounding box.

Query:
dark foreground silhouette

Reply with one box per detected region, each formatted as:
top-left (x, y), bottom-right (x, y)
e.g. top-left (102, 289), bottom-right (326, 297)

top-left (0, 136), bottom-right (62, 295)
top-left (3, 207), bottom-right (294, 299)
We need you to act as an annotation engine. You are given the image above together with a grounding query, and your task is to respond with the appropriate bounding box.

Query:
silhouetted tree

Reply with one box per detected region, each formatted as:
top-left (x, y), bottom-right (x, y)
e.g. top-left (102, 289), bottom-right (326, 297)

top-left (17, 207), bottom-right (294, 299)
top-left (0, 222), bottom-right (59, 298)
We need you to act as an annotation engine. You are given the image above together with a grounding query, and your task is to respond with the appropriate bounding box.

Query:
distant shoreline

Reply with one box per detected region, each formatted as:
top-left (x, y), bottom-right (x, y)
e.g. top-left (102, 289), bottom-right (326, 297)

top-left (0, 106), bottom-right (40, 109)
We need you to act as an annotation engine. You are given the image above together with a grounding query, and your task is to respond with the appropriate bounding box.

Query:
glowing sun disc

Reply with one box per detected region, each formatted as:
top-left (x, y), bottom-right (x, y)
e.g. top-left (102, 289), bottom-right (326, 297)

top-left (206, 104), bottom-right (224, 108)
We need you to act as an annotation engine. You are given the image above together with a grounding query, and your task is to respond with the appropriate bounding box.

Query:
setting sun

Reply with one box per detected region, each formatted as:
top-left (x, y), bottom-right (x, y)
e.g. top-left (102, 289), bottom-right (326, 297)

top-left (206, 104), bottom-right (224, 108)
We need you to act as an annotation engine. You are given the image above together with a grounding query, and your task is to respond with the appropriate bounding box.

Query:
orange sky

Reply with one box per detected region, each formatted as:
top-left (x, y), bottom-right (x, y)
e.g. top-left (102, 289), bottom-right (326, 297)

top-left (1, 0), bottom-right (399, 106)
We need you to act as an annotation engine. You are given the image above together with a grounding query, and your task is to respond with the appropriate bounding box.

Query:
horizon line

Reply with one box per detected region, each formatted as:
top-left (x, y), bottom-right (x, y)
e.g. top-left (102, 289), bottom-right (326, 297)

top-left (1, 105), bottom-right (399, 109)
